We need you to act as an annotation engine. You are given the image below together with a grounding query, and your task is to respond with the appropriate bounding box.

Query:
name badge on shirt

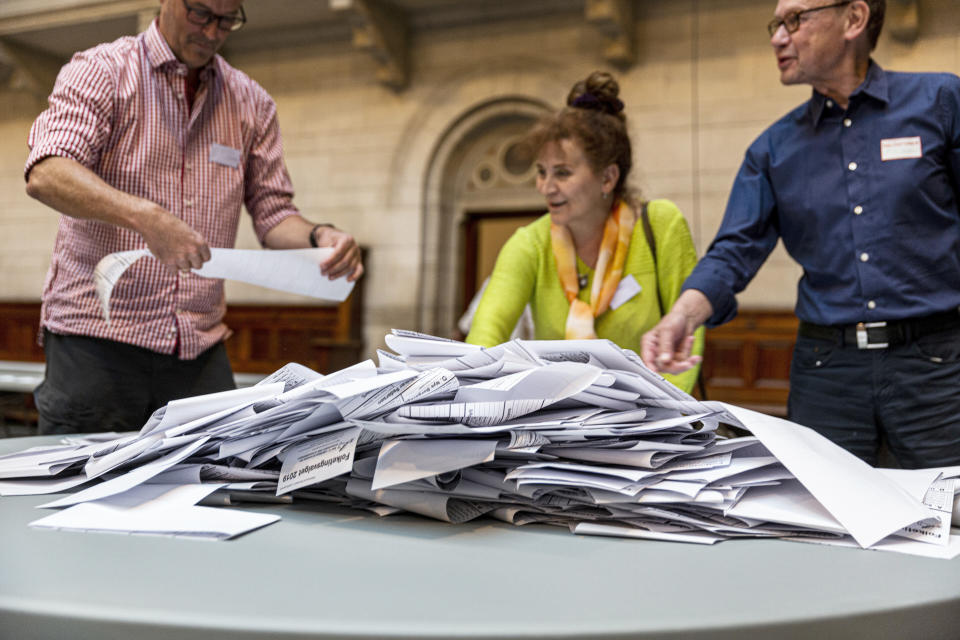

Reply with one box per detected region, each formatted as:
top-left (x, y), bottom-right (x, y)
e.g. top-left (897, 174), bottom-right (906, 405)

top-left (609, 274), bottom-right (642, 310)
top-left (209, 143), bottom-right (241, 168)
top-left (880, 136), bottom-right (922, 161)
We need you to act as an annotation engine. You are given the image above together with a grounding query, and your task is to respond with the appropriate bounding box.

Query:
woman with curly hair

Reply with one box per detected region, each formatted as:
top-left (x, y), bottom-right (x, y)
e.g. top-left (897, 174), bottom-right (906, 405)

top-left (466, 71), bottom-right (703, 393)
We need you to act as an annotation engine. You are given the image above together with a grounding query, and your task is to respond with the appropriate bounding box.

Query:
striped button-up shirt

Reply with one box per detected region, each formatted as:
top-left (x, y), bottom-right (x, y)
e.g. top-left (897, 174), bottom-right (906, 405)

top-left (26, 21), bottom-right (298, 359)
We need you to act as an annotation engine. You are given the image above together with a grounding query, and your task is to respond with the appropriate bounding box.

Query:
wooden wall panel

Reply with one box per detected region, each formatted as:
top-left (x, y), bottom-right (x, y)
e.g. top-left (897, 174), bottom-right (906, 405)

top-left (0, 302), bottom-right (44, 362)
top-left (0, 289), bottom-right (365, 377)
top-left (701, 311), bottom-right (798, 416)
top-left (222, 296), bottom-right (364, 375)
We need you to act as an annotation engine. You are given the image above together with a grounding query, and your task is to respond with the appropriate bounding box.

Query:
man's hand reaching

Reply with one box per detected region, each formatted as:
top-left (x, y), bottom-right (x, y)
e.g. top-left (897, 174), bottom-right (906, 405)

top-left (640, 289), bottom-right (713, 374)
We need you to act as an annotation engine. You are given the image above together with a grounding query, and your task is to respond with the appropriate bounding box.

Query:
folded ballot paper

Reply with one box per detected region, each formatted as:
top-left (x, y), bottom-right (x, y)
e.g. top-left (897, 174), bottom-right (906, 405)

top-left (2, 330), bottom-right (958, 554)
top-left (94, 248), bottom-right (354, 325)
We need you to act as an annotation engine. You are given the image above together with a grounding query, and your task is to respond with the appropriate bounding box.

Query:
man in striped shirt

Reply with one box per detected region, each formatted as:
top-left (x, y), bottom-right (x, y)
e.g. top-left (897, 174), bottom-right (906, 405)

top-left (24, 0), bottom-right (363, 435)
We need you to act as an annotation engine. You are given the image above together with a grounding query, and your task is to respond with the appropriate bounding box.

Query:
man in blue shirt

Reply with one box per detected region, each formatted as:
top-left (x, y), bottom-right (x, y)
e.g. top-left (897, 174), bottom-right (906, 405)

top-left (641, 0), bottom-right (960, 468)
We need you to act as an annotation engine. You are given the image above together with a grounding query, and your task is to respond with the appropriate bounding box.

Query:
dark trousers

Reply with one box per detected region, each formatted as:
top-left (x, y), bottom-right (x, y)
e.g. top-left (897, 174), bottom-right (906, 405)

top-left (36, 331), bottom-right (236, 435)
top-left (788, 326), bottom-right (960, 469)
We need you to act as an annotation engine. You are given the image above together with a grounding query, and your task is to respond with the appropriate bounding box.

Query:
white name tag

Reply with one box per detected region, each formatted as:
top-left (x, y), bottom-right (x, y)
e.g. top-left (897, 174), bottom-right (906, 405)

top-left (209, 142), bottom-right (241, 168)
top-left (609, 274), bottom-right (642, 310)
top-left (880, 136), bottom-right (922, 161)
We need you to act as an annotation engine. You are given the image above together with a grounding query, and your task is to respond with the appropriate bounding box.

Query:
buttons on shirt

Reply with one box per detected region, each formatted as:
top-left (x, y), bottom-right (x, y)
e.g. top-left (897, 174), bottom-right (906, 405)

top-left (843, 118), bottom-right (852, 127)
top-left (848, 161), bottom-right (858, 171)
top-left (859, 252), bottom-right (869, 262)
top-left (184, 199), bottom-right (193, 207)
top-left (826, 100), bottom-right (834, 108)
top-left (854, 205), bottom-right (863, 215)
top-left (867, 300), bottom-right (877, 310)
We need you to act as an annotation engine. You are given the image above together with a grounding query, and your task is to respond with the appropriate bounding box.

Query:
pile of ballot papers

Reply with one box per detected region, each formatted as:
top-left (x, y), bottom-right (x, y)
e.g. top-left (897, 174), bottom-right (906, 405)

top-left (1, 330), bottom-right (958, 557)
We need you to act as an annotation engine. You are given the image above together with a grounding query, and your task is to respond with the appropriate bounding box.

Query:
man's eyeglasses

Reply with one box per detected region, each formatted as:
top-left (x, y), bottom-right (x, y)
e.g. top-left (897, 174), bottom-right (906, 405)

top-left (766, 1), bottom-right (851, 37)
top-left (182, 0), bottom-right (246, 32)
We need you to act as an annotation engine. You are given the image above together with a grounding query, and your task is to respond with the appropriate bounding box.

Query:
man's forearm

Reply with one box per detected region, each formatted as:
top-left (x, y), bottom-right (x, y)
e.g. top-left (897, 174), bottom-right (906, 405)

top-left (670, 289), bottom-right (714, 332)
top-left (25, 156), bottom-right (159, 233)
top-left (262, 215), bottom-right (316, 249)
top-left (27, 155), bottom-right (212, 271)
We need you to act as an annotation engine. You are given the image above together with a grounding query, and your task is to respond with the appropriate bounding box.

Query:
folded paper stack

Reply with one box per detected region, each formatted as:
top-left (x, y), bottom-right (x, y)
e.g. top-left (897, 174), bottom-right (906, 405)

top-left (1, 330), bottom-right (957, 556)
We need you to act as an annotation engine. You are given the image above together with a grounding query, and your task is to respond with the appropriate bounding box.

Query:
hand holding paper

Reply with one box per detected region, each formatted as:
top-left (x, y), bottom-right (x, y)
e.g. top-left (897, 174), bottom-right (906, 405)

top-left (95, 248), bottom-right (355, 324)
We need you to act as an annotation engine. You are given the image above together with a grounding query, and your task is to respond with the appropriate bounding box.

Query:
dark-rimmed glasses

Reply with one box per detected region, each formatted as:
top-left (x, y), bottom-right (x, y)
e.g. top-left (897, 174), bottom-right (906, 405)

top-left (182, 0), bottom-right (246, 32)
top-left (766, 1), bottom-right (851, 37)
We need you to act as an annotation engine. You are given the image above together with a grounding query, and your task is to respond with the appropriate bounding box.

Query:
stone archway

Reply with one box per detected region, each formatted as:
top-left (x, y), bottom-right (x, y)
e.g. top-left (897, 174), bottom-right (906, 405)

top-left (417, 97), bottom-right (551, 337)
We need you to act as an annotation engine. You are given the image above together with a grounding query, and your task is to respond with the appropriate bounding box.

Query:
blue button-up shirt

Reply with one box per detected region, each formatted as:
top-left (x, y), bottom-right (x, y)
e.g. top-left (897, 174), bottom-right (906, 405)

top-left (686, 62), bottom-right (960, 327)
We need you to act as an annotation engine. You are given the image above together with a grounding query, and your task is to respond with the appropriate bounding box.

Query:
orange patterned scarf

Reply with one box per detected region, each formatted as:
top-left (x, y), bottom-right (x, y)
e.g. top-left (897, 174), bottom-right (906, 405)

top-left (551, 200), bottom-right (636, 339)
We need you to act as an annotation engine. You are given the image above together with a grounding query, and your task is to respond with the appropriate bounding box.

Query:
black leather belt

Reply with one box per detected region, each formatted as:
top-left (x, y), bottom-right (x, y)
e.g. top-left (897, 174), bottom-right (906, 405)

top-left (798, 308), bottom-right (960, 349)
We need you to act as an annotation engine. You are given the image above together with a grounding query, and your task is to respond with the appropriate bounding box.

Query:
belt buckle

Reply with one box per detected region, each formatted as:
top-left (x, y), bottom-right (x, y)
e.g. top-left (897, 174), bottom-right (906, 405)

top-left (856, 321), bottom-right (888, 349)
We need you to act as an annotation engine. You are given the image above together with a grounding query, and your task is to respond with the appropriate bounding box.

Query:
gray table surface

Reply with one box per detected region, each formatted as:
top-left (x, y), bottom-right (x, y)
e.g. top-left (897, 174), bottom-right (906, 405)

top-left (1, 435), bottom-right (958, 640)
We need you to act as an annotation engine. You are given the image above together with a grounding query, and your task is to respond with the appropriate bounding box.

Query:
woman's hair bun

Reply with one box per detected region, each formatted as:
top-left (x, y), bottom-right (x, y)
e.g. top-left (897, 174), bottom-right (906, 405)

top-left (566, 71), bottom-right (624, 117)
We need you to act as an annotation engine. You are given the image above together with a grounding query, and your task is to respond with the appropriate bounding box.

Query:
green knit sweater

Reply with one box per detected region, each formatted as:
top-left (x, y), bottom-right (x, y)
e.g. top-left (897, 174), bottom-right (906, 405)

top-left (466, 199), bottom-right (704, 393)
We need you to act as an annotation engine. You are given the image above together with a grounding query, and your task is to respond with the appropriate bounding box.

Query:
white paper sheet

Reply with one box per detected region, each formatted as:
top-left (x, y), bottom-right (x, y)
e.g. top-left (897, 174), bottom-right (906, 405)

top-left (725, 479), bottom-right (848, 534)
top-left (883, 473), bottom-right (956, 546)
top-left (787, 533), bottom-right (960, 560)
top-left (95, 248), bottom-right (355, 324)
top-left (30, 483), bottom-right (279, 540)
top-left (384, 331), bottom-right (482, 358)
top-left (141, 383), bottom-right (284, 437)
top-left (93, 249), bottom-right (147, 325)
top-left (346, 476), bottom-right (492, 524)
top-left (573, 522), bottom-right (724, 544)
top-left (371, 438), bottom-right (497, 490)
top-left (398, 362), bottom-right (601, 427)
top-left (40, 436), bottom-right (211, 509)
top-left (0, 473), bottom-right (96, 496)
top-left (721, 404), bottom-right (930, 548)
top-left (276, 427), bottom-right (360, 495)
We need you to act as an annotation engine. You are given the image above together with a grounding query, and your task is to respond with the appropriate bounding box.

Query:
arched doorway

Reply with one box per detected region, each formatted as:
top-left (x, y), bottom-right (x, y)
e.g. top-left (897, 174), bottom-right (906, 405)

top-left (418, 97), bottom-right (550, 337)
